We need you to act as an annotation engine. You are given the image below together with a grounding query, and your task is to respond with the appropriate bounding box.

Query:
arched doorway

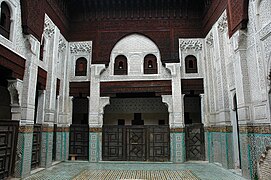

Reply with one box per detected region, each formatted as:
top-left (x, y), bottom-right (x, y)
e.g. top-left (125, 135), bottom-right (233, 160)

top-left (0, 66), bottom-right (19, 179)
top-left (102, 94), bottom-right (170, 161)
top-left (184, 94), bottom-right (205, 161)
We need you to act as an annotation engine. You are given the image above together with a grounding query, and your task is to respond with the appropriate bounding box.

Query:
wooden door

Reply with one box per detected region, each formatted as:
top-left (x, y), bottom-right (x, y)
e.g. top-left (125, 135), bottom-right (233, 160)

top-left (31, 124), bottom-right (42, 169)
top-left (126, 127), bottom-right (146, 161)
top-left (102, 125), bottom-right (169, 161)
top-left (185, 123), bottom-right (205, 161)
top-left (69, 124), bottom-right (89, 160)
top-left (0, 120), bottom-right (18, 179)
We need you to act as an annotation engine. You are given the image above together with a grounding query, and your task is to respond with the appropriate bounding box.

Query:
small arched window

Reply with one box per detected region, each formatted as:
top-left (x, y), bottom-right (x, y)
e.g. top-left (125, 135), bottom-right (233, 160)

top-left (144, 54), bottom-right (157, 74)
top-left (114, 55), bottom-right (127, 75)
top-left (185, 55), bottom-right (198, 73)
top-left (0, 2), bottom-right (11, 39)
top-left (75, 57), bottom-right (87, 76)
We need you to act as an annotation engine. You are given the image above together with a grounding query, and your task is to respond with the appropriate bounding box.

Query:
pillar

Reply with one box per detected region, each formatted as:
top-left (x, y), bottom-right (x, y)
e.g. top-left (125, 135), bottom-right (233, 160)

top-left (14, 34), bottom-right (39, 178)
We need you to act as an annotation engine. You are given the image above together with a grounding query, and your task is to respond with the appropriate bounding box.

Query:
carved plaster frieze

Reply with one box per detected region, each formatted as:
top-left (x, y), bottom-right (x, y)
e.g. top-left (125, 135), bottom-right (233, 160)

top-left (7, 79), bottom-right (23, 106)
top-left (70, 42), bottom-right (92, 54)
top-left (179, 40), bottom-right (202, 51)
top-left (58, 36), bottom-right (67, 53)
top-left (206, 33), bottom-right (214, 46)
top-left (44, 16), bottom-right (55, 38)
top-left (217, 13), bottom-right (228, 32)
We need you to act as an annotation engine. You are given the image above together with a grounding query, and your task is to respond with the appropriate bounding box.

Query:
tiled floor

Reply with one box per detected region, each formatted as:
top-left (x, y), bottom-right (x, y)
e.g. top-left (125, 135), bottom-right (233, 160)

top-left (22, 161), bottom-right (246, 180)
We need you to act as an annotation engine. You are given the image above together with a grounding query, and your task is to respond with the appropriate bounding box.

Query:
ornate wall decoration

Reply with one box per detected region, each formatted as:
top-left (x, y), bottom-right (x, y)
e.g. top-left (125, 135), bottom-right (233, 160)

top-left (7, 79), bottom-right (23, 106)
top-left (206, 33), bottom-right (214, 46)
top-left (58, 37), bottom-right (66, 53)
top-left (70, 42), bottom-right (92, 54)
top-left (44, 16), bottom-right (55, 38)
top-left (217, 14), bottom-right (228, 32)
top-left (179, 40), bottom-right (202, 51)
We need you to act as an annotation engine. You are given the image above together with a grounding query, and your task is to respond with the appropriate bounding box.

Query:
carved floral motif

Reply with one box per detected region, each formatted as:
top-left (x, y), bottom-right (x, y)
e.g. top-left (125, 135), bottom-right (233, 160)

top-left (44, 16), bottom-right (55, 38)
top-left (179, 40), bottom-right (202, 51)
top-left (70, 42), bottom-right (92, 54)
top-left (58, 37), bottom-right (67, 52)
top-left (206, 33), bottom-right (214, 46)
top-left (217, 14), bottom-right (228, 32)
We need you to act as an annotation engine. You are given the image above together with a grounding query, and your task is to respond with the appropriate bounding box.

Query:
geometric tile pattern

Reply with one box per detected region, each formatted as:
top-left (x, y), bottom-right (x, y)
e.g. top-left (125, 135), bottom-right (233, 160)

top-left (170, 132), bottom-right (185, 163)
top-left (41, 132), bottom-right (53, 168)
top-left (73, 169), bottom-right (199, 180)
top-left (247, 133), bottom-right (271, 180)
top-left (23, 162), bottom-right (246, 180)
top-left (207, 132), bottom-right (234, 169)
top-left (89, 132), bottom-right (100, 162)
top-left (56, 132), bottom-right (69, 161)
top-left (14, 132), bottom-right (33, 178)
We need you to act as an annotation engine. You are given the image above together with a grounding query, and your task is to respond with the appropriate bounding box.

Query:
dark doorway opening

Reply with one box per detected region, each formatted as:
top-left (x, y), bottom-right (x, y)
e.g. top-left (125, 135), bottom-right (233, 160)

top-left (69, 97), bottom-right (89, 161)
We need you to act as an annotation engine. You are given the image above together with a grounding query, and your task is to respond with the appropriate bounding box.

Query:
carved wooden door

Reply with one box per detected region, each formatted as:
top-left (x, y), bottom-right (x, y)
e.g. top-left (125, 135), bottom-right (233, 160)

top-left (102, 125), bottom-right (169, 161)
top-left (185, 123), bottom-right (205, 161)
top-left (127, 127), bottom-right (146, 161)
top-left (31, 124), bottom-right (42, 169)
top-left (0, 120), bottom-right (18, 179)
top-left (69, 124), bottom-right (89, 160)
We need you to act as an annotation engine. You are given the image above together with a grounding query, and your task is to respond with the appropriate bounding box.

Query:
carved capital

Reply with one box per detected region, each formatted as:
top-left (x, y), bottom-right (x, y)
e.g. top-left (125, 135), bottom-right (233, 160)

top-left (179, 40), bottom-right (202, 51)
top-left (233, 30), bottom-right (247, 51)
top-left (25, 34), bottom-right (39, 55)
top-left (165, 63), bottom-right (179, 76)
top-left (99, 97), bottom-right (110, 114)
top-left (70, 41), bottom-right (92, 54)
top-left (161, 95), bottom-right (173, 113)
top-left (7, 79), bottom-right (23, 106)
top-left (91, 64), bottom-right (106, 77)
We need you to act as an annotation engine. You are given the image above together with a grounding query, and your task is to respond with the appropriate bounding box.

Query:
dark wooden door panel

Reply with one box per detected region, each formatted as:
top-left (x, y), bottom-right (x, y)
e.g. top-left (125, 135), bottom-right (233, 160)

top-left (102, 126), bottom-right (125, 161)
top-left (69, 124), bottom-right (89, 160)
top-left (148, 126), bottom-right (170, 162)
top-left (32, 124), bottom-right (41, 169)
top-left (102, 125), bottom-right (169, 162)
top-left (185, 123), bottom-right (205, 161)
top-left (0, 120), bottom-right (19, 179)
top-left (127, 127), bottom-right (146, 161)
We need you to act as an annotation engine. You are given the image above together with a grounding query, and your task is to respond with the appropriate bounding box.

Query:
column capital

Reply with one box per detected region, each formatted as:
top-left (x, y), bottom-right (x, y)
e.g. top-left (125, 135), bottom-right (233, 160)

top-left (7, 79), bottom-right (23, 106)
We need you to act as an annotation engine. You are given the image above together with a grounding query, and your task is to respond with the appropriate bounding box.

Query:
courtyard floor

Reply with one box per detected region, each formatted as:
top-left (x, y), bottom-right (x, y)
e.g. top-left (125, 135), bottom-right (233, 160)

top-left (21, 161), bottom-right (246, 180)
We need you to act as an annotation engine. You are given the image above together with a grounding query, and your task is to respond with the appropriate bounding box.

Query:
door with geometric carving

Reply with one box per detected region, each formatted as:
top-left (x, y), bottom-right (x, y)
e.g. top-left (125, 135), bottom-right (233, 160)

top-left (0, 120), bottom-right (19, 179)
top-left (102, 125), bottom-right (169, 161)
top-left (127, 127), bottom-right (146, 161)
top-left (185, 123), bottom-right (205, 161)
